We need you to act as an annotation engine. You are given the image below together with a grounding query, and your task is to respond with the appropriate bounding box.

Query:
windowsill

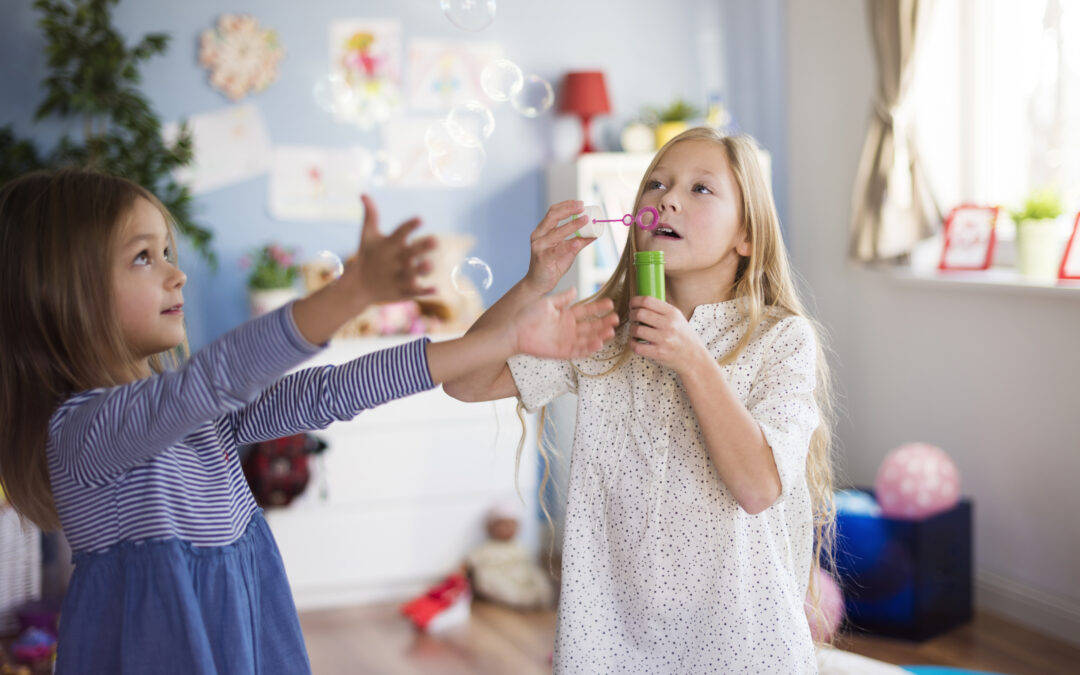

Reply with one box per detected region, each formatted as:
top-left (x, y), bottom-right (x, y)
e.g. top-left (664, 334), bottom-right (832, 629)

top-left (885, 267), bottom-right (1080, 299)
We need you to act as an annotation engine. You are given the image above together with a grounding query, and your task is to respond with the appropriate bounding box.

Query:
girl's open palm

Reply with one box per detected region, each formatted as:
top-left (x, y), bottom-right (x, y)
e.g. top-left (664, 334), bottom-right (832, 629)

top-left (514, 289), bottom-right (618, 360)
top-left (342, 195), bottom-right (437, 307)
top-left (525, 201), bottom-right (598, 294)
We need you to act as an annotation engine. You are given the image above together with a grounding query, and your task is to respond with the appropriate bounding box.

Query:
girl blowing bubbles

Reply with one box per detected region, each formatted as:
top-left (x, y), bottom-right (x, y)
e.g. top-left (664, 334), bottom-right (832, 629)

top-left (445, 128), bottom-right (836, 673)
top-left (0, 168), bottom-right (616, 674)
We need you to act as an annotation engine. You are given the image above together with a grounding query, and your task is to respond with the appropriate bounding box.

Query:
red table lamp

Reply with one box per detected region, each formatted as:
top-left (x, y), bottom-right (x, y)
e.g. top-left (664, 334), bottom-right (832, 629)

top-left (560, 71), bottom-right (611, 154)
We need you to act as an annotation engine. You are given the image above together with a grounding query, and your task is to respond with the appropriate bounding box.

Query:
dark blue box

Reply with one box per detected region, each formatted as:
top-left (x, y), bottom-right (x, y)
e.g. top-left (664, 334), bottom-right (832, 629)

top-left (834, 492), bottom-right (973, 641)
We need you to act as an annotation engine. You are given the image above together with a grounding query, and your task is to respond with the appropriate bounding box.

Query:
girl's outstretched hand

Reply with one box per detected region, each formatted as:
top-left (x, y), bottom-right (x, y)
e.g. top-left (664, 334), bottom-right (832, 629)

top-left (628, 295), bottom-right (711, 374)
top-left (523, 200), bottom-right (597, 295)
top-left (512, 288), bottom-right (619, 360)
top-left (341, 194), bottom-right (437, 310)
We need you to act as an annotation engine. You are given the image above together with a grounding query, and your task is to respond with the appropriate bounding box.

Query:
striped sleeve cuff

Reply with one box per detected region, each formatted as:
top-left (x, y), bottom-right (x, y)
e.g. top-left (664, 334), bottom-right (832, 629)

top-left (280, 301), bottom-right (327, 355)
top-left (327, 337), bottom-right (435, 414)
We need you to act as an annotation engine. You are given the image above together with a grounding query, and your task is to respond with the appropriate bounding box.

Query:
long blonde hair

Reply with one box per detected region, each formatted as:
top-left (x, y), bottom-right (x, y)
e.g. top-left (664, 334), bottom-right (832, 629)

top-left (0, 168), bottom-right (184, 530)
top-left (528, 128), bottom-right (837, 627)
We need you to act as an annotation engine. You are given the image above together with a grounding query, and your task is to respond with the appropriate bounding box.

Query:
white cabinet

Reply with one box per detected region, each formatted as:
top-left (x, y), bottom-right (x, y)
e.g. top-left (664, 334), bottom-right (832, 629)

top-left (264, 336), bottom-right (538, 611)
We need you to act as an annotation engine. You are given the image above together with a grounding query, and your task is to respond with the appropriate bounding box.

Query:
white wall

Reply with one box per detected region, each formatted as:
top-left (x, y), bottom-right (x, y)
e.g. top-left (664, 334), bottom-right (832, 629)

top-left (786, 0), bottom-right (1080, 645)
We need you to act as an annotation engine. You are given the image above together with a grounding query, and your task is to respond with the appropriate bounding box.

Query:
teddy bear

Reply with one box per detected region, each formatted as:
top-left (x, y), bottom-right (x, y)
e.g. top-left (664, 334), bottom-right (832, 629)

top-left (464, 500), bottom-right (555, 610)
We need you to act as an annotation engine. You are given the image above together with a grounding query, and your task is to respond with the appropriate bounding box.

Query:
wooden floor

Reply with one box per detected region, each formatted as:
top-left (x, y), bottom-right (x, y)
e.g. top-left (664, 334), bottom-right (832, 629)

top-left (300, 602), bottom-right (1080, 675)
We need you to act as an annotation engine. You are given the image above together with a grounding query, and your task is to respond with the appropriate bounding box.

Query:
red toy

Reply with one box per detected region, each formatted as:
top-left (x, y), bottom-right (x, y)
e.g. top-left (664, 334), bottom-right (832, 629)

top-left (400, 572), bottom-right (471, 633)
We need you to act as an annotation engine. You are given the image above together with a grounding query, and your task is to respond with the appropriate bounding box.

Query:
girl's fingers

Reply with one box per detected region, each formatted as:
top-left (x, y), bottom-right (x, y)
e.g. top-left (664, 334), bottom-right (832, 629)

top-left (359, 194), bottom-right (380, 246)
top-left (630, 323), bottom-right (660, 344)
top-left (629, 294), bottom-right (670, 312)
top-left (629, 306), bottom-right (665, 327)
top-left (389, 217), bottom-right (423, 243)
top-left (534, 200), bottom-right (585, 237)
top-left (549, 287), bottom-right (577, 310)
top-left (405, 235), bottom-right (437, 259)
top-left (572, 297), bottom-right (614, 320)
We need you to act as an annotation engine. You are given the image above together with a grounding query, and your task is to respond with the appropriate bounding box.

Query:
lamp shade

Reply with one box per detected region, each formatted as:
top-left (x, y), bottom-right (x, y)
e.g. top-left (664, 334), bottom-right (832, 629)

top-left (560, 71), bottom-right (611, 154)
top-left (559, 71), bottom-right (611, 117)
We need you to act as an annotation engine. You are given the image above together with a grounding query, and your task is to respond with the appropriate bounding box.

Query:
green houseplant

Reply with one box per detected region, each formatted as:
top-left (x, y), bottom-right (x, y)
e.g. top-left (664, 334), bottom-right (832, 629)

top-left (243, 244), bottom-right (300, 316)
top-left (1010, 187), bottom-right (1064, 281)
top-left (0, 0), bottom-right (214, 265)
top-left (646, 98), bottom-right (701, 148)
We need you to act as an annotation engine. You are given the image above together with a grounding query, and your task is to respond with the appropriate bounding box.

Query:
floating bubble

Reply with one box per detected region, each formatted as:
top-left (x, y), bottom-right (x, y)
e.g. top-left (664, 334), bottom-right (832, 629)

top-left (424, 120), bottom-right (457, 156)
top-left (481, 58), bottom-right (523, 102)
top-left (315, 250), bottom-right (344, 280)
top-left (510, 74), bottom-right (554, 118)
top-left (344, 147), bottom-right (375, 186)
top-left (370, 150), bottom-right (403, 187)
top-left (451, 256), bottom-right (493, 295)
top-left (441, 0), bottom-right (497, 32)
top-left (446, 100), bottom-right (495, 147)
top-left (429, 143), bottom-right (486, 187)
top-left (312, 73), bottom-right (354, 114)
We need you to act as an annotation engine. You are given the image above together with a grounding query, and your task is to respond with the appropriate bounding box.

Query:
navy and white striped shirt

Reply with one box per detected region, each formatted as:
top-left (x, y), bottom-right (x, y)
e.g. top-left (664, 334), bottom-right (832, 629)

top-left (47, 304), bottom-right (434, 554)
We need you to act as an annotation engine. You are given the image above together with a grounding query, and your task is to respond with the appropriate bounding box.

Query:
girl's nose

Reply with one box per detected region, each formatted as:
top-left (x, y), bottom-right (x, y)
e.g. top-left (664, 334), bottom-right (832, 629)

top-left (659, 192), bottom-right (680, 213)
top-left (170, 266), bottom-right (187, 290)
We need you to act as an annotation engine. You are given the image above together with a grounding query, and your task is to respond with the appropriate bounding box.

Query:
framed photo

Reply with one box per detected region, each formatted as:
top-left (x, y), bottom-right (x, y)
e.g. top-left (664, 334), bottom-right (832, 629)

top-left (1059, 212), bottom-right (1080, 281)
top-left (938, 205), bottom-right (999, 271)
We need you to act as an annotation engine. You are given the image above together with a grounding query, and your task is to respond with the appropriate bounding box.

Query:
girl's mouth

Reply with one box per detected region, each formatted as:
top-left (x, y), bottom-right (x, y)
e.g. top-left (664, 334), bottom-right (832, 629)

top-left (162, 304), bottom-right (184, 315)
top-left (654, 225), bottom-right (681, 239)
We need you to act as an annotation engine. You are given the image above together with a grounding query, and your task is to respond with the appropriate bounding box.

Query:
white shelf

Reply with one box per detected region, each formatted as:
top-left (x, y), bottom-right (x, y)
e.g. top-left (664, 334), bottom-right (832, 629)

top-left (265, 338), bottom-right (539, 611)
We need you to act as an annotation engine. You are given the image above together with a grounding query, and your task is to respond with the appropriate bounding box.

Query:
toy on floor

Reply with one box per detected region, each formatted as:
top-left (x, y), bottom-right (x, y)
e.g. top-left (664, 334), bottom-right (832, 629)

top-left (805, 567), bottom-right (845, 643)
top-left (874, 442), bottom-right (960, 519)
top-left (10, 626), bottom-right (55, 665)
top-left (400, 571), bottom-right (471, 633)
top-left (464, 500), bottom-right (555, 610)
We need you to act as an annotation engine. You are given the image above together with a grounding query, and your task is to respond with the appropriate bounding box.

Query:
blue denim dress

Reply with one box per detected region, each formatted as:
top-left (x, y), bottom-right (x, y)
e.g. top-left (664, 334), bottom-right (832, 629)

top-left (55, 512), bottom-right (311, 674)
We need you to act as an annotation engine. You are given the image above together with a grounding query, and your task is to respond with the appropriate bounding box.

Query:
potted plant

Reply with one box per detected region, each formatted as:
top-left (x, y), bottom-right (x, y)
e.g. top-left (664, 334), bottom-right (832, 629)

top-left (0, 0), bottom-right (213, 265)
top-left (1010, 187), bottom-right (1064, 281)
top-left (243, 244), bottom-right (300, 316)
top-left (646, 98), bottom-right (701, 149)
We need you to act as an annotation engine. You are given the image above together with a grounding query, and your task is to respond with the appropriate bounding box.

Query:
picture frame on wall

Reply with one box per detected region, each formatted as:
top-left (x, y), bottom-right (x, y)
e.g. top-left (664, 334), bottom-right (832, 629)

top-left (1059, 212), bottom-right (1080, 281)
top-left (938, 205), bottom-right (1000, 271)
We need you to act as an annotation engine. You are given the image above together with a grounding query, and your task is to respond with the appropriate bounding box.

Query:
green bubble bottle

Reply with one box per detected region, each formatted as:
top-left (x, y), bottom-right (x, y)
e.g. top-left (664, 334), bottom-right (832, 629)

top-left (634, 250), bottom-right (665, 301)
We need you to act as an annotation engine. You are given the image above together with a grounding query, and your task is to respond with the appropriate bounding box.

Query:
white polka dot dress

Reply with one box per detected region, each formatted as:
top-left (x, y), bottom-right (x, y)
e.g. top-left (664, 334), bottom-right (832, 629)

top-left (508, 300), bottom-right (821, 674)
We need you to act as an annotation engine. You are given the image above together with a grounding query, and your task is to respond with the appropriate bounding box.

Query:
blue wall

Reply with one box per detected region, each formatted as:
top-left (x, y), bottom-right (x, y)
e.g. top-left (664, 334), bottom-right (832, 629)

top-left (1, 0), bottom-right (786, 348)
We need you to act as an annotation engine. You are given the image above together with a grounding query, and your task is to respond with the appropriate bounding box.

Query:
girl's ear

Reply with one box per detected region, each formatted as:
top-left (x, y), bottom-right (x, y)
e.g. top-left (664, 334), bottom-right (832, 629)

top-left (735, 234), bottom-right (751, 257)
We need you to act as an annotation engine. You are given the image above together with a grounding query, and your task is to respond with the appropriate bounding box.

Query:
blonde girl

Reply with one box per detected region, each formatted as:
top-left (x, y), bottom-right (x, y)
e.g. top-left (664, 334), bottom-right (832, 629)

top-left (0, 168), bottom-right (616, 674)
top-left (445, 128), bottom-right (835, 673)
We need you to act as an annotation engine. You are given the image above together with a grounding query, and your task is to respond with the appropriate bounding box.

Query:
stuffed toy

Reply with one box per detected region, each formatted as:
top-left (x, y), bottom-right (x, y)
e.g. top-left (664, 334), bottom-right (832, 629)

top-left (464, 500), bottom-right (555, 610)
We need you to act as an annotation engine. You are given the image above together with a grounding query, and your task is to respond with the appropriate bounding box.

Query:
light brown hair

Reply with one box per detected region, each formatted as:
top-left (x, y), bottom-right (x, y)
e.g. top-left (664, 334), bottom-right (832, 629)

top-left (0, 168), bottom-right (183, 530)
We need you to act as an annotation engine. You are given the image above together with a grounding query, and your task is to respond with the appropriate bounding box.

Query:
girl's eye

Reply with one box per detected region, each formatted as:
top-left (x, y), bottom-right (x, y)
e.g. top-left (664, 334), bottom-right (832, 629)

top-left (645, 179), bottom-right (665, 191)
top-left (163, 247), bottom-right (172, 263)
top-left (693, 183), bottom-right (712, 194)
top-left (134, 250), bottom-right (150, 266)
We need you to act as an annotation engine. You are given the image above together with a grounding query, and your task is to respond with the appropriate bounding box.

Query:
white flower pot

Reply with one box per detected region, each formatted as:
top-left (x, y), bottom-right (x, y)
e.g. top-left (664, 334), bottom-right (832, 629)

top-left (249, 287), bottom-right (300, 318)
top-left (1015, 218), bottom-right (1062, 282)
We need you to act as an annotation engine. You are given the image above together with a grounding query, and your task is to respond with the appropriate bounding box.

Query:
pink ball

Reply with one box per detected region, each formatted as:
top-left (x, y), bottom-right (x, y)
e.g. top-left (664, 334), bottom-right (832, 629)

top-left (805, 567), bottom-right (844, 643)
top-left (874, 443), bottom-right (960, 519)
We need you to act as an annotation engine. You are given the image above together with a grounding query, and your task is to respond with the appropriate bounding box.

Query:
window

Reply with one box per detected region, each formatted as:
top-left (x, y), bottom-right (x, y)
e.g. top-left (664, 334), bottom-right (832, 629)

top-left (913, 0), bottom-right (1079, 217)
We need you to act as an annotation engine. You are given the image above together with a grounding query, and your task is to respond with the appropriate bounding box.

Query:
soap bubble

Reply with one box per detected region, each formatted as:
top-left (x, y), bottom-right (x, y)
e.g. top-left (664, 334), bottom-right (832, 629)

top-left (424, 120), bottom-right (457, 156)
top-left (370, 150), bottom-right (403, 187)
top-left (510, 74), bottom-right (554, 118)
top-left (446, 100), bottom-right (495, 148)
top-left (451, 256), bottom-right (493, 295)
top-left (441, 0), bottom-right (497, 32)
top-left (315, 250), bottom-right (344, 279)
top-left (429, 143), bottom-right (486, 187)
top-left (344, 147), bottom-right (375, 186)
top-left (312, 73), bottom-right (355, 114)
top-left (481, 58), bottom-right (523, 102)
